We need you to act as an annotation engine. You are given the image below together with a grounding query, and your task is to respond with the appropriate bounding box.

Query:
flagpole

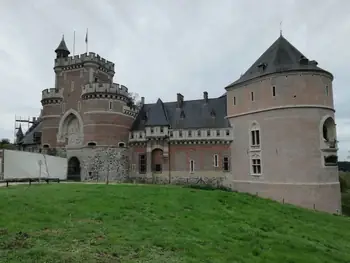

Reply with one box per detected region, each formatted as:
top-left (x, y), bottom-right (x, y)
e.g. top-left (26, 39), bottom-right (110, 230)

top-left (73, 30), bottom-right (76, 56)
top-left (85, 28), bottom-right (89, 53)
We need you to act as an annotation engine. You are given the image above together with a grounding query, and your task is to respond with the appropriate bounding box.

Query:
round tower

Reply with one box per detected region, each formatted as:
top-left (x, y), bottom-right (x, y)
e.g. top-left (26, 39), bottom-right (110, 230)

top-left (225, 35), bottom-right (340, 214)
top-left (81, 82), bottom-right (138, 147)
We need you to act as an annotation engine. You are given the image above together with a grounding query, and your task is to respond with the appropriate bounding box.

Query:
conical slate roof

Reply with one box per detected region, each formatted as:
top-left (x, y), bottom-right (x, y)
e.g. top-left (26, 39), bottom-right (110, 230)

top-left (16, 125), bottom-right (24, 139)
top-left (226, 35), bottom-right (332, 88)
top-left (55, 36), bottom-right (70, 54)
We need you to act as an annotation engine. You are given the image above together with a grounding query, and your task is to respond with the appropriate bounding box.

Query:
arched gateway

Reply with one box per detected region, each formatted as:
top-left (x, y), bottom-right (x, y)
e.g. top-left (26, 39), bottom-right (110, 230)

top-left (67, 156), bottom-right (81, 181)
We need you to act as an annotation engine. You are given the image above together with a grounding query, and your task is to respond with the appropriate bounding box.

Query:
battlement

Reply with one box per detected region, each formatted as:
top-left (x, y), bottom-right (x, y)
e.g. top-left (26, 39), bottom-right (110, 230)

top-left (81, 83), bottom-right (129, 98)
top-left (41, 88), bottom-right (63, 100)
top-left (54, 52), bottom-right (115, 72)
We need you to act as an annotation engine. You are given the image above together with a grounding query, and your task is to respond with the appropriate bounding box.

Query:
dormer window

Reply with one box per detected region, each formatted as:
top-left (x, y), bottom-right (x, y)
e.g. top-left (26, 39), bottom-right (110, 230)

top-left (150, 128), bottom-right (154, 134)
top-left (226, 130), bottom-right (230, 136)
top-left (170, 131), bottom-right (173, 137)
top-left (216, 130), bottom-right (220, 136)
top-left (197, 130), bottom-right (201, 137)
top-left (179, 130), bottom-right (183, 137)
top-left (160, 127), bottom-right (164, 133)
top-left (188, 130), bottom-right (192, 137)
top-left (207, 130), bottom-right (211, 137)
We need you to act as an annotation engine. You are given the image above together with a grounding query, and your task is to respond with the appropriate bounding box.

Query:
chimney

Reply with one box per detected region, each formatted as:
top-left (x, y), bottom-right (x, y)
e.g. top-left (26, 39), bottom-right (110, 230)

top-left (203, 91), bottom-right (208, 103)
top-left (177, 93), bottom-right (184, 108)
top-left (141, 97), bottom-right (145, 105)
top-left (32, 117), bottom-right (36, 123)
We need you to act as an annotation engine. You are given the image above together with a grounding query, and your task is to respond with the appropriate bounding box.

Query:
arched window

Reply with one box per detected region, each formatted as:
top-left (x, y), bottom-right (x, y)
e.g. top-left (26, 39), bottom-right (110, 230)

top-left (87, 142), bottom-right (96, 147)
top-left (250, 122), bottom-right (260, 147)
top-left (322, 117), bottom-right (336, 142)
top-left (43, 144), bottom-right (50, 149)
top-left (118, 142), bottom-right (126, 148)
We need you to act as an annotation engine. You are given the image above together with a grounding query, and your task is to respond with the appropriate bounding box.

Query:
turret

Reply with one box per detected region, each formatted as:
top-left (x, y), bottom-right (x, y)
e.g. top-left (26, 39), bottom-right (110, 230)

top-left (55, 35), bottom-right (70, 58)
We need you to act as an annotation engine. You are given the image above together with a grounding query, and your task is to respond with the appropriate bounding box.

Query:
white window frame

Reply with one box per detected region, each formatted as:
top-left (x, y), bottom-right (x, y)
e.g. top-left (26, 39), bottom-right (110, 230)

top-left (223, 156), bottom-right (229, 172)
top-left (250, 129), bottom-right (260, 147)
top-left (213, 154), bottom-right (219, 167)
top-left (189, 159), bottom-right (195, 174)
top-left (251, 158), bottom-right (262, 175)
top-left (108, 100), bottom-right (113, 110)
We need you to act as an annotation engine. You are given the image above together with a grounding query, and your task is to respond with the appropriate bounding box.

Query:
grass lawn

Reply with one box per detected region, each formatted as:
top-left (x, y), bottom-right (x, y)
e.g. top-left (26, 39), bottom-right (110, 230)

top-left (0, 184), bottom-right (350, 263)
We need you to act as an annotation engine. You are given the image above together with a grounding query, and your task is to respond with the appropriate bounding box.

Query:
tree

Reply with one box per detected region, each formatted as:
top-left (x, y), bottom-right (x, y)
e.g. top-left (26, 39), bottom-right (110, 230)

top-left (127, 92), bottom-right (141, 108)
top-left (0, 138), bottom-right (15, 149)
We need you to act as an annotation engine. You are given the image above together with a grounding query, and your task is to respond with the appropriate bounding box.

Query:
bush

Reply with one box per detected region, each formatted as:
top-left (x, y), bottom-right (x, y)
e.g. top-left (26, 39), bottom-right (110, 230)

top-left (185, 184), bottom-right (232, 192)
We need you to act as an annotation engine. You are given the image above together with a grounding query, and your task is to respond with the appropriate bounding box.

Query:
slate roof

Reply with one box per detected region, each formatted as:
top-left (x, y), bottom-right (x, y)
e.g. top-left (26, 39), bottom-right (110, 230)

top-left (19, 120), bottom-right (42, 145)
top-left (55, 36), bottom-right (70, 54)
top-left (226, 35), bottom-right (333, 89)
top-left (131, 94), bottom-right (231, 130)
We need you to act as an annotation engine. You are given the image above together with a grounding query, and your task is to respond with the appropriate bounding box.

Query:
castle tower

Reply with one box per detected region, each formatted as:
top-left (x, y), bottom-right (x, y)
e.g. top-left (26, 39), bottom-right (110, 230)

top-left (225, 35), bottom-right (340, 213)
top-left (41, 35), bottom-right (139, 180)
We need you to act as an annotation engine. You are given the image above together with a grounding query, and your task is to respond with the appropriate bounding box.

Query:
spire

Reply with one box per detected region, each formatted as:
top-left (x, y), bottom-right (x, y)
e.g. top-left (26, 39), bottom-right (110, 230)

top-left (55, 35), bottom-right (70, 58)
top-left (16, 125), bottom-right (24, 143)
top-left (280, 21), bottom-right (283, 36)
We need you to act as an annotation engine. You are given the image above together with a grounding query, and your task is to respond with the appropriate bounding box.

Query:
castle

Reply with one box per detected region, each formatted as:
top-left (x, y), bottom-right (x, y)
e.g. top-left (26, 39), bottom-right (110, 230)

top-left (15, 34), bottom-right (341, 213)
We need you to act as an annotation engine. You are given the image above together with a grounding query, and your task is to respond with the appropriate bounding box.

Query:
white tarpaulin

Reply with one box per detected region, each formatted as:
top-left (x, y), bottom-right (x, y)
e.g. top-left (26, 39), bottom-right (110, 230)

top-left (3, 150), bottom-right (67, 180)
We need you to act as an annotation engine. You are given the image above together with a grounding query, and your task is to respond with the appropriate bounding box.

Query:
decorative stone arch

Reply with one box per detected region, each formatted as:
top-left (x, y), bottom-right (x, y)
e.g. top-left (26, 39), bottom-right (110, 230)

top-left (57, 109), bottom-right (84, 146)
top-left (151, 148), bottom-right (164, 173)
top-left (320, 115), bottom-right (336, 143)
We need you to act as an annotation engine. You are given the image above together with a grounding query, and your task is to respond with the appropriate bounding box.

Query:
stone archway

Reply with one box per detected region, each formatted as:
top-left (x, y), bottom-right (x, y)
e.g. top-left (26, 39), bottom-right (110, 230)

top-left (151, 148), bottom-right (164, 173)
top-left (67, 156), bottom-right (81, 181)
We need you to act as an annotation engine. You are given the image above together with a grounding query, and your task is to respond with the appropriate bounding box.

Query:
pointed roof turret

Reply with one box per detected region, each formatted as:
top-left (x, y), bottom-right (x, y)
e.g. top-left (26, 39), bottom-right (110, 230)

top-left (55, 35), bottom-right (70, 58)
top-left (16, 125), bottom-right (24, 143)
top-left (226, 35), bottom-right (333, 88)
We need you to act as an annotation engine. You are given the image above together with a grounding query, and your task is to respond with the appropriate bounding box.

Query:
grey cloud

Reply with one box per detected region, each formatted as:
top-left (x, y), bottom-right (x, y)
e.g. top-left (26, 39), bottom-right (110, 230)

top-left (0, 0), bottom-right (349, 159)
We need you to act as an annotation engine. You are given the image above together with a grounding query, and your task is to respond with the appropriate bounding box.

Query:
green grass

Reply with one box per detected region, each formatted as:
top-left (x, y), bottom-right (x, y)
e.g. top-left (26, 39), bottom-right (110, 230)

top-left (0, 184), bottom-right (350, 263)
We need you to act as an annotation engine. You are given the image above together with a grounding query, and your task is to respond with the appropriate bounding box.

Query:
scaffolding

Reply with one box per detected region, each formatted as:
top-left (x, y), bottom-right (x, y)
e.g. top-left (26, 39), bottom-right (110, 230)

top-left (14, 115), bottom-right (37, 142)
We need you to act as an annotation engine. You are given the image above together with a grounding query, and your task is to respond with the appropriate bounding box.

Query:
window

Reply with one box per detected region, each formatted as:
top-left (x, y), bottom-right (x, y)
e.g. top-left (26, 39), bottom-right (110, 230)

top-left (233, 96), bottom-right (236, 105)
top-left (150, 128), bottom-right (154, 134)
top-left (207, 130), bottom-right (211, 137)
top-left (226, 130), bottom-right (230, 136)
top-left (197, 130), bottom-right (201, 137)
top-left (179, 130), bottom-right (183, 137)
top-left (87, 142), bottom-right (96, 147)
top-left (77, 101), bottom-right (81, 111)
top-left (223, 156), bottom-right (229, 171)
top-left (252, 159), bottom-right (261, 175)
top-left (189, 160), bottom-right (195, 173)
top-left (94, 77), bottom-right (98, 83)
top-left (130, 133), bottom-right (134, 139)
top-left (213, 154), bottom-right (219, 167)
top-left (170, 131), bottom-right (173, 137)
top-left (109, 101), bottom-right (113, 110)
top-left (154, 164), bottom-right (162, 172)
top-left (251, 91), bottom-right (254, 101)
top-left (139, 133), bottom-right (143, 138)
top-left (139, 154), bottom-right (146, 174)
top-left (216, 130), bottom-right (220, 136)
top-left (160, 127), bottom-right (164, 133)
top-left (188, 130), bottom-right (192, 137)
top-left (251, 130), bottom-right (260, 146)
top-left (272, 86), bottom-right (276, 97)
top-left (325, 85), bottom-right (329, 96)
top-left (118, 142), bottom-right (126, 148)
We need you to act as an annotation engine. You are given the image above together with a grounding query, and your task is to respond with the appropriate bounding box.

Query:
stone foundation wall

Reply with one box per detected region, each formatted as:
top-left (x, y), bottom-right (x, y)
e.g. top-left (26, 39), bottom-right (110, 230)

top-left (67, 147), bottom-right (129, 182)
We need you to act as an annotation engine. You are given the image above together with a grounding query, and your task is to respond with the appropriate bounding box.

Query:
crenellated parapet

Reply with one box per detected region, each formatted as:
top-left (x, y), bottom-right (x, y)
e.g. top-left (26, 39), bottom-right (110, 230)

top-left (123, 105), bottom-right (139, 118)
top-left (41, 88), bottom-right (63, 105)
top-left (81, 83), bottom-right (130, 102)
top-left (54, 52), bottom-right (114, 73)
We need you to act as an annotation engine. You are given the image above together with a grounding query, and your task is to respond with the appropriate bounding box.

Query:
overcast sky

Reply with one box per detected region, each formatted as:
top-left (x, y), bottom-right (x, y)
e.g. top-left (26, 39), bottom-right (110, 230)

top-left (0, 0), bottom-right (349, 159)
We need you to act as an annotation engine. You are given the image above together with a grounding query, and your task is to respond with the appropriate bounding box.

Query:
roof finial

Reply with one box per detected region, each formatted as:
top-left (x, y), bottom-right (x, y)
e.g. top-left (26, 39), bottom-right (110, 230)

top-left (280, 21), bottom-right (283, 36)
top-left (62, 34), bottom-right (65, 40)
